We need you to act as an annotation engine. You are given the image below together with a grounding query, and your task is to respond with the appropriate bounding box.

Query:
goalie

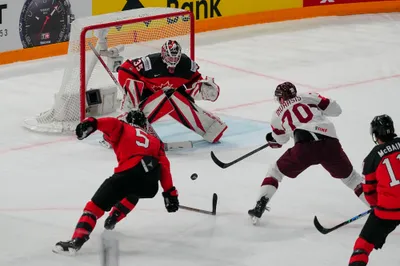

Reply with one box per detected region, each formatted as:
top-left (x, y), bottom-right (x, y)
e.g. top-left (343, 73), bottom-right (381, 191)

top-left (115, 40), bottom-right (227, 143)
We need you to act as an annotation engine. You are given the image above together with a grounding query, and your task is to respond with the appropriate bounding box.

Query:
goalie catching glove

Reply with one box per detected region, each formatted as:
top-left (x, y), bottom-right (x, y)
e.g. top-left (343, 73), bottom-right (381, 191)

top-left (162, 186), bottom-right (179, 213)
top-left (187, 76), bottom-right (220, 102)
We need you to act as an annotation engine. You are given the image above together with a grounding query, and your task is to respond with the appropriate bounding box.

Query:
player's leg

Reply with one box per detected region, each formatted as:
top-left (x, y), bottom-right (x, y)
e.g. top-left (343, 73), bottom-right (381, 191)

top-left (168, 90), bottom-right (227, 143)
top-left (349, 211), bottom-right (399, 266)
top-left (249, 142), bottom-right (319, 221)
top-left (104, 195), bottom-right (139, 230)
top-left (320, 138), bottom-right (367, 205)
top-left (53, 174), bottom-right (129, 254)
top-left (104, 156), bottom-right (161, 230)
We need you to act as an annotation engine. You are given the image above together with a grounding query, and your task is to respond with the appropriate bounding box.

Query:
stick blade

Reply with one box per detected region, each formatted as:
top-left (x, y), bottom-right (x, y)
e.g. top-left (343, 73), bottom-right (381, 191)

top-left (212, 193), bottom-right (218, 215)
top-left (313, 216), bottom-right (331, 235)
top-left (210, 151), bottom-right (228, 168)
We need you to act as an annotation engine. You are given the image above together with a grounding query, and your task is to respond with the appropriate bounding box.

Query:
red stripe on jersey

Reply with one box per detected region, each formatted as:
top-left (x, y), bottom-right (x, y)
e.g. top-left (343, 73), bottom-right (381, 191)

top-left (317, 96), bottom-right (330, 110)
top-left (272, 126), bottom-right (285, 136)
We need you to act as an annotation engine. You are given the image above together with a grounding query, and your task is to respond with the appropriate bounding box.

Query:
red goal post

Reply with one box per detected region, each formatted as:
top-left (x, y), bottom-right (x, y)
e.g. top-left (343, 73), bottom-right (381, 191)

top-left (23, 8), bottom-right (195, 133)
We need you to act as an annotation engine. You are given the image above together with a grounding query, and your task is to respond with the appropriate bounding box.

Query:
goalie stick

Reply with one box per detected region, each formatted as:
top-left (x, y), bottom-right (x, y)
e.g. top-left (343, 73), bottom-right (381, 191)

top-left (88, 42), bottom-right (193, 151)
top-left (313, 209), bottom-right (372, 234)
top-left (211, 144), bottom-right (269, 169)
top-left (180, 193), bottom-right (218, 216)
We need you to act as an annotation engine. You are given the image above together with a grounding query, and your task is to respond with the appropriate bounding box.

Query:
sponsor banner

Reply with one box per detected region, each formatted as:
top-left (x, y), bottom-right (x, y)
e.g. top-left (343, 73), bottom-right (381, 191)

top-left (303, 0), bottom-right (394, 7)
top-left (92, 0), bottom-right (302, 20)
top-left (0, 0), bottom-right (91, 53)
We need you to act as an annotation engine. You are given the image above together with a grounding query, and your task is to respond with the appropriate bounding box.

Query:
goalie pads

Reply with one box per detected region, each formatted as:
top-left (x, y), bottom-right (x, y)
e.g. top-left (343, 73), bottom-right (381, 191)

top-left (120, 79), bottom-right (144, 112)
top-left (187, 76), bottom-right (220, 102)
top-left (169, 92), bottom-right (227, 143)
top-left (137, 88), bottom-right (227, 143)
top-left (140, 89), bottom-right (175, 123)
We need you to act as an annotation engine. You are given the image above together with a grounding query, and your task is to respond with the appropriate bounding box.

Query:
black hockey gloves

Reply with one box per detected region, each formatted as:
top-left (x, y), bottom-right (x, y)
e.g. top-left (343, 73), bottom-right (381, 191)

top-left (266, 132), bottom-right (282, 149)
top-left (162, 186), bottom-right (179, 213)
top-left (76, 117), bottom-right (98, 140)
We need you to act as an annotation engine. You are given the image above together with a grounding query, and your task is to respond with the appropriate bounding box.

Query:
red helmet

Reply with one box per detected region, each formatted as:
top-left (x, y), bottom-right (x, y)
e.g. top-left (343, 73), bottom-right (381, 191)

top-left (274, 82), bottom-right (297, 102)
top-left (161, 40), bottom-right (182, 73)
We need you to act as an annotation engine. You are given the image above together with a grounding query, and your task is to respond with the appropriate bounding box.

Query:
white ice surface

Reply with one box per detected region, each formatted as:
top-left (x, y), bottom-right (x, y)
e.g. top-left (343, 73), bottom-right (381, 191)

top-left (1, 13), bottom-right (400, 266)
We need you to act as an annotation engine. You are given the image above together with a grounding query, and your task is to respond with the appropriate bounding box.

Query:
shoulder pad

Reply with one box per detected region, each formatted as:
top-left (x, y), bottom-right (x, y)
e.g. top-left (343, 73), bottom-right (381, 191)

top-left (180, 54), bottom-right (199, 72)
top-left (141, 56), bottom-right (152, 71)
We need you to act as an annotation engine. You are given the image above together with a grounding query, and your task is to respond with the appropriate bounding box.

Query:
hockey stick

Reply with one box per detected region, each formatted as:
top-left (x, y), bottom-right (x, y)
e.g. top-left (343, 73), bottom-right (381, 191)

top-left (210, 144), bottom-right (270, 169)
top-left (88, 42), bottom-right (193, 151)
top-left (313, 209), bottom-right (372, 234)
top-left (180, 193), bottom-right (218, 216)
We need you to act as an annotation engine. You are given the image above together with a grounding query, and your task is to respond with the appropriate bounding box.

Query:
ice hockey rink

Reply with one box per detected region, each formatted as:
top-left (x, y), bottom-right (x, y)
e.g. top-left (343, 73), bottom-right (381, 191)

top-left (1, 12), bottom-right (400, 266)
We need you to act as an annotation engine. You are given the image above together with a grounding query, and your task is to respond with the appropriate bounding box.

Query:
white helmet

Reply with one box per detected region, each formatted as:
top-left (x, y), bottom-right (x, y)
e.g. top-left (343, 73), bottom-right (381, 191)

top-left (161, 40), bottom-right (182, 73)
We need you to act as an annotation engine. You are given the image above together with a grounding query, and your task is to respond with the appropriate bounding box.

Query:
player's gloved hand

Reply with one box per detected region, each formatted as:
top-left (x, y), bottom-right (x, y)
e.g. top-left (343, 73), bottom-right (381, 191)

top-left (162, 186), bottom-right (179, 213)
top-left (76, 117), bottom-right (98, 140)
top-left (266, 132), bottom-right (282, 149)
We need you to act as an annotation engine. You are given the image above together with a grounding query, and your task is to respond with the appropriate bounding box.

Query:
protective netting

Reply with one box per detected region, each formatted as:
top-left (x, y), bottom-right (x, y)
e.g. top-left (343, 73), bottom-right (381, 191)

top-left (23, 8), bottom-right (193, 133)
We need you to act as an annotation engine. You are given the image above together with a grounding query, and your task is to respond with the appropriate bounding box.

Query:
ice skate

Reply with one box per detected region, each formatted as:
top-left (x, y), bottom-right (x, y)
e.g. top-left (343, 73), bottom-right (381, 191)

top-left (104, 210), bottom-right (121, 230)
top-left (52, 237), bottom-right (88, 255)
top-left (248, 196), bottom-right (269, 225)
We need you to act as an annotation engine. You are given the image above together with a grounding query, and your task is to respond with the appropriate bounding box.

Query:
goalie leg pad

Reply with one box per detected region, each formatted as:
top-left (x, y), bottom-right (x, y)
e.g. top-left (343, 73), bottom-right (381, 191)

top-left (140, 90), bottom-right (174, 123)
top-left (120, 79), bottom-right (145, 112)
top-left (169, 92), bottom-right (227, 143)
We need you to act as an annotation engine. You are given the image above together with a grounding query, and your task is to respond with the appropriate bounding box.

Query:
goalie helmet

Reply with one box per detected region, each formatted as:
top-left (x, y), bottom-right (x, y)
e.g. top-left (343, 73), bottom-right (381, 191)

top-left (161, 40), bottom-right (182, 73)
top-left (370, 114), bottom-right (396, 143)
top-left (274, 82), bottom-right (297, 103)
top-left (126, 110), bottom-right (147, 129)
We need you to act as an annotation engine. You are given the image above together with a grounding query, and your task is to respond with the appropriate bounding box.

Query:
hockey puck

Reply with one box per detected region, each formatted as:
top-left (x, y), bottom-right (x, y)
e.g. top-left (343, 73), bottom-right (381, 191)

top-left (190, 173), bottom-right (198, 180)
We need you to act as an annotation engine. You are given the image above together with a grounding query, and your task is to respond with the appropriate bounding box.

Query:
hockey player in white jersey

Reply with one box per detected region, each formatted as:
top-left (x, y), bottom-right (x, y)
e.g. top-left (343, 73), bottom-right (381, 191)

top-left (248, 82), bottom-right (367, 223)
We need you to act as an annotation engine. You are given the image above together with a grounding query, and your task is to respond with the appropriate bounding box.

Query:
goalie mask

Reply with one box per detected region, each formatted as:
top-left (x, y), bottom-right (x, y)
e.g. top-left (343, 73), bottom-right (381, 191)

top-left (161, 40), bottom-right (182, 73)
top-left (275, 82), bottom-right (297, 103)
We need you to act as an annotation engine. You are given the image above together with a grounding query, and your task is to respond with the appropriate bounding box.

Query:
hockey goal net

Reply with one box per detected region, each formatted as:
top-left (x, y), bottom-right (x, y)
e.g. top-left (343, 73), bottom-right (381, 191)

top-left (23, 8), bottom-right (194, 133)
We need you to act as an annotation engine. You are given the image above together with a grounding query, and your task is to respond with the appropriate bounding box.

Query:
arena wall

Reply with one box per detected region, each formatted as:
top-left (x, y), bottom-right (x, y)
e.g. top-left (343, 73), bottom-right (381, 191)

top-left (0, 0), bottom-right (400, 65)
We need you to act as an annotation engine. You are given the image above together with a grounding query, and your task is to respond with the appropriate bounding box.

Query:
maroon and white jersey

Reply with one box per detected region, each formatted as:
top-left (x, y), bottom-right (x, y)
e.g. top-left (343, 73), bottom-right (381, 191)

top-left (270, 93), bottom-right (342, 144)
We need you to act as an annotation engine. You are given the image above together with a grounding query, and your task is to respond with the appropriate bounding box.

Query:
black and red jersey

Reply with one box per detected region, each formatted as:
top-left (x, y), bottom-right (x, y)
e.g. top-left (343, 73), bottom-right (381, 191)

top-left (117, 53), bottom-right (202, 95)
top-left (363, 137), bottom-right (400, 220)
top-left (98, 117), bottom-right (173, 191)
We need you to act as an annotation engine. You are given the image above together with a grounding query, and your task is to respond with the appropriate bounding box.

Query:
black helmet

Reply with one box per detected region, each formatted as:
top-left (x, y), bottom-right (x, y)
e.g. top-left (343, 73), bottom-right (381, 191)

top-left (370, 114), bottom-right (396, 143)
top-left (126, 110), bottom-right (147, 129)
top-left (275, 82), bottom-right (297, 102)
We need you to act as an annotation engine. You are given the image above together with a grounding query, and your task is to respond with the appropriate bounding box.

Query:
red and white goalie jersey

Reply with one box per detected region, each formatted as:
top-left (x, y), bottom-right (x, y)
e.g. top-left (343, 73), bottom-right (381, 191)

top-left (270, 92), bottom-right (342, 145)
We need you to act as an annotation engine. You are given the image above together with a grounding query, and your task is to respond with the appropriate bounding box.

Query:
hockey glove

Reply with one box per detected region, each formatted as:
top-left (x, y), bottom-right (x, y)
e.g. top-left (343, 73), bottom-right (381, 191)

top-left (76, 117), bottom-right (98, 140)
top-left (162, 186), bottom-right (179, 213)
top-left (266, 132), bottom-right (282, 149)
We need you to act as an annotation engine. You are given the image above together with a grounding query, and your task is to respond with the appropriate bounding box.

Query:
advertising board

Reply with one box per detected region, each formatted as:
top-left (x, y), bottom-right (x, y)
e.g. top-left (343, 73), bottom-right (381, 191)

top-left (0, 0), bottom-right (91, 53)
top-left (303, 0), bottom-right (395, 7)
top-left (92, 0), bottom-right (302, 20)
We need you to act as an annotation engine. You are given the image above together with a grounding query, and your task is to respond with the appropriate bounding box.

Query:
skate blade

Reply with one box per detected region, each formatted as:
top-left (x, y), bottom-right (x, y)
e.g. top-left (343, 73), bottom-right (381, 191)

top-left (52, 245), bottom-right (77, 256)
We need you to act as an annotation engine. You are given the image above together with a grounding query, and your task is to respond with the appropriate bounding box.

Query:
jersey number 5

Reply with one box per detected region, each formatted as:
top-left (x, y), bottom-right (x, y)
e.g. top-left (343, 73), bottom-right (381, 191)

top-left (382, 154), bottom-right (400, 187)
top-left (282, 103), bottom-right (313, 131)
top-left (135, 128), bottom-right (149, 148)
